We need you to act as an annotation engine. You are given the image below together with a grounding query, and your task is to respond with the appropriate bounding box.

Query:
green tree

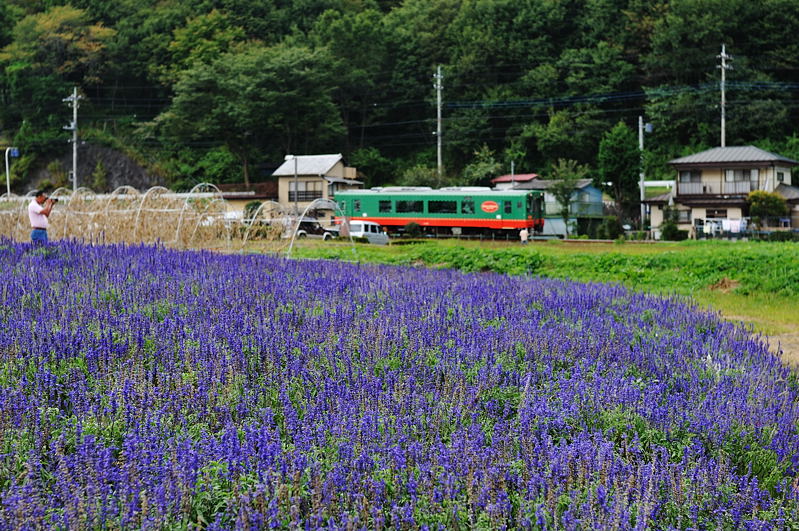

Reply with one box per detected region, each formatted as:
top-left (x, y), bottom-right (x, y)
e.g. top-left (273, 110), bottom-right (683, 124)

top-left (0, 5), bottom-right (114, 136)
top-left (596, 121), bottom-right (640, 220)
top-left (748, 190), bottom-right (789, 227)
top-left (462, 144), bottom-right (501, 186)
top-left (0, 5), bottom-right (115, 84)
top-left (156, 43), bottom-right (344, 186)
top-left (156, 9), bottom-right (247, 85)
top-left (548, 158), bottom-right (589, 238)
top-left (397, 164), bottom-right (438, 187)
top-left (91, 160), bottom-right (108, 191)
top-left (309, 9), bottom-right (388, 152)
top-left (349, 147), bottom-right (393, 187)
top-left (523, 109), bottom-right (607, 169)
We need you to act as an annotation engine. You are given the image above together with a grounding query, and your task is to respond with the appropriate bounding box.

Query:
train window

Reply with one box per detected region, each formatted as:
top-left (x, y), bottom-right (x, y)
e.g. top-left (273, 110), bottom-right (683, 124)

top-left (461, 198), bottom-right (474, 214)
top-left (379, 200), bottom-right (392, 213)
top-left (354, 200), bottom-right (361, 211)
top-left (428, 200), bottom-right (457, 214)
top-left (517, 202), bottom-right (522, 209)
top-left (396, 200), bottom-right (423, 213)
top-left (504, 200), bottom-right (512, 214)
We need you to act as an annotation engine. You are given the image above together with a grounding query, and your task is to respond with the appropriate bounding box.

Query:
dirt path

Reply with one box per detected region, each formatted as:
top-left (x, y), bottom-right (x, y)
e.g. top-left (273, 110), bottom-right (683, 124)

top-left (713, 308), bottom-right (798, 369)
top-left (773, 332), bottom-right (799, 369)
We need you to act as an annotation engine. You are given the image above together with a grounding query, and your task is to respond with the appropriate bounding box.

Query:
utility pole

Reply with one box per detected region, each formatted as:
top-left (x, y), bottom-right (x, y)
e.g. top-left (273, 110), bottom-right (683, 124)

top-left (638, 116), bottom-right (652, 231)
top-left (718, 44), bottom-right (733, 147)
top-left (63, 86), bottom-right (82, 191)
top-left (434, 65), bottom-right (443, 187)
top-left (510, 160), bottom-right (515, 188)
top-left (285, 154), bottom-right (298, 214)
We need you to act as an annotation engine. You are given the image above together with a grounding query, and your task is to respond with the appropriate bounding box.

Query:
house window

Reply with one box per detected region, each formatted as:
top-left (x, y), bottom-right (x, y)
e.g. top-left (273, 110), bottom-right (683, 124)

top-left (379, 200), bottom-right (392, 213)
top-left (706, 209), bottom-right (727, 219)
top-left (778, 172), bottom-right (785, 182)
top-left (679, 170), bottom-right (701, 182)
top-left (725, 169), bottom-right (758, 182)
top-left (428, 200), bottom-right (457, 214)
top-left (677, 210), bottom-right (691, 223)
top-left (461, 197), bottom-right (475, 214)
top-left (396, 200), bottom-right (423, 213)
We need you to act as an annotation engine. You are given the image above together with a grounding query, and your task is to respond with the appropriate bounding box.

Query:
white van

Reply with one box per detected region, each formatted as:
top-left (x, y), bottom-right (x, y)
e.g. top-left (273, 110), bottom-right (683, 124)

top-left (345, 220), bottom-right (390, 245)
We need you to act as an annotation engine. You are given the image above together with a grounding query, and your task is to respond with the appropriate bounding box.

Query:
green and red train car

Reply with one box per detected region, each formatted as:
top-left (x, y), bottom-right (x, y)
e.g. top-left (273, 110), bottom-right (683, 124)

top-left (334, 187), bottom-right (545, 237)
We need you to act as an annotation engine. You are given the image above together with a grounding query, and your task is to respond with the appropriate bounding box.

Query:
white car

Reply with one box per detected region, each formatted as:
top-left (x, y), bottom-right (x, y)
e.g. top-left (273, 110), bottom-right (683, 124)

top-left (344, 220), bottom-right (390, 245)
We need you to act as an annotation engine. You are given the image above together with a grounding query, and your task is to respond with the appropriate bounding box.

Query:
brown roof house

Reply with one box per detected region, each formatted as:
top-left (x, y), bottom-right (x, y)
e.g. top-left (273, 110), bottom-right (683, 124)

top-left (216, 182), bottom-right (279, 218)
top-left (490, 173), bottom-right (538, 190)
top-left (645, 146), bottom-right (798, 237)
top-left (273, 154), bottom-right (362, 222)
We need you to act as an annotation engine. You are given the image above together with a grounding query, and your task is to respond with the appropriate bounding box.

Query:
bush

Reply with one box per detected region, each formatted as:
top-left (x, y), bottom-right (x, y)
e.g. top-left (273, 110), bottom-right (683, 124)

top-left (596, 217), bottom-right (623, 239)
top-left (766, 231), bottom-right (799, 242)
top-left (403, 221), bottom-right (423, 238)
top-left (659, 206), bottom-right (688, 241)
top-left (748, 191), bottom-right (789, 222)
top-left (661, 224), bottom-right (688, 241)
top-left (243, 201), bottom-right (262, 221)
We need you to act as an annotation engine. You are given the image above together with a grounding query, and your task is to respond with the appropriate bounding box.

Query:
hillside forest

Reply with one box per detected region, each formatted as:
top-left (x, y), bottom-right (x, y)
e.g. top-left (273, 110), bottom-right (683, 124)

top-left (2, 0), bottom-right (799, 202)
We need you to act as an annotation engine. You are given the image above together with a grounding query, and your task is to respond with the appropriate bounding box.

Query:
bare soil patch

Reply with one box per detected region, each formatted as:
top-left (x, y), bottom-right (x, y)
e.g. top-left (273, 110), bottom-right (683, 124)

top-left (774, 333), bottom-right (799, 369)
top-left (709, 277), bottom-right (741, 293)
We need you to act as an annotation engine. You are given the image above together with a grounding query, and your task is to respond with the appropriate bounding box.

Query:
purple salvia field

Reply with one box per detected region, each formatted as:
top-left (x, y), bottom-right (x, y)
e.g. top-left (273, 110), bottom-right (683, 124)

top-left (0, 240), bottom-right (797, 529)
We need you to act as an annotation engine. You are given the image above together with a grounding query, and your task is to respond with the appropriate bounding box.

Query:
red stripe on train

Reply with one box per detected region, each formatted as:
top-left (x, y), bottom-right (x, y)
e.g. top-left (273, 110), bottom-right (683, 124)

top-left (335, 216), bottom-right (543, 230)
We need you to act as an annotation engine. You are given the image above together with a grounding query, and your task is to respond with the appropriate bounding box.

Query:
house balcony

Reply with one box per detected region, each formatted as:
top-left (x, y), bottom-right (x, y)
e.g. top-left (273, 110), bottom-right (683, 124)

top-left (288, 191), bottom-right (324, 202)
top-left (677, 182), bottom-right (754, 196)
top-left (722, 181), bottom-right (754, 194)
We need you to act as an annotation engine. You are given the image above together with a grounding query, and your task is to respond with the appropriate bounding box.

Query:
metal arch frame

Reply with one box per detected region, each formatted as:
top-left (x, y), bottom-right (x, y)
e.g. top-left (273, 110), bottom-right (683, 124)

top-left (64, 187), bottom-right (100, 242)
top-left (104, 186), bottom-right (141, 219)
top-left (104, 185), bottom-right (141, 216)
top-left (14, 190), bottom-right (37, 240)
top-left (0, 192), bottom-right (20, 240)
top-left (46, 187), bottom-right (73, 239)
top-left (175, 183), bottom-right (225, 247)
top-left (133, 186), bottom-right (170, 241)
top-left (239, 200), bottom-right (286, 250)
top-left (186, 197), bottom-right (230, 249)
top-left (286, 198), bottom-right (355, 258)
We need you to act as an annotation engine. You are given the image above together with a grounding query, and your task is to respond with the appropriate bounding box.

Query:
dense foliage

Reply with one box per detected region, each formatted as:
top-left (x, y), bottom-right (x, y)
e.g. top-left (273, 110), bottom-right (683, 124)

top-left (748, 191), bottom-right (790, 223)
top-left (3, 0), bottom-right (799, 189)
top-left (0, 240), bottom-right (798, 527)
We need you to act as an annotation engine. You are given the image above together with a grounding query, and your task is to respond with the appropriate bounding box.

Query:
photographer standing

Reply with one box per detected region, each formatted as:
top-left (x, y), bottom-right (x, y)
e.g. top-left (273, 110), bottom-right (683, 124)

top-left (28, 190), bottom-right (56, 243)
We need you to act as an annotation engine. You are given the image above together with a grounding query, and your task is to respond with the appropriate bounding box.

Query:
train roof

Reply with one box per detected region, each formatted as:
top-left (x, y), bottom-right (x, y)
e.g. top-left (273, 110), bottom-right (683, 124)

top-left (335, 188), bottom-right (538, 196)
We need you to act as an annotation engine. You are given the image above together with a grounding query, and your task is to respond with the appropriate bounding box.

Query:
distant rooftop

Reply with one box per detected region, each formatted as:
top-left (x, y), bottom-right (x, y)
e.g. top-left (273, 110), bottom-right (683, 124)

top-left (273, 154), bottom-right (343, 176)
top-left (513, 178), bottom-right (594, 191)
top-left (491, 173), bottom-right (538, 184)
top-left (669, 146), bottom-right (799, 166)
top-left (776, 183), bottom-right (799, 202)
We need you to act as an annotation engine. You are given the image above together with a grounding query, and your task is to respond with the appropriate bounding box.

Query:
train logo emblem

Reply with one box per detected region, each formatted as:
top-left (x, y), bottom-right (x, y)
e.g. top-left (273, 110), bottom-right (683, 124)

top-left (481, 201), bottom-right (499, 213)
